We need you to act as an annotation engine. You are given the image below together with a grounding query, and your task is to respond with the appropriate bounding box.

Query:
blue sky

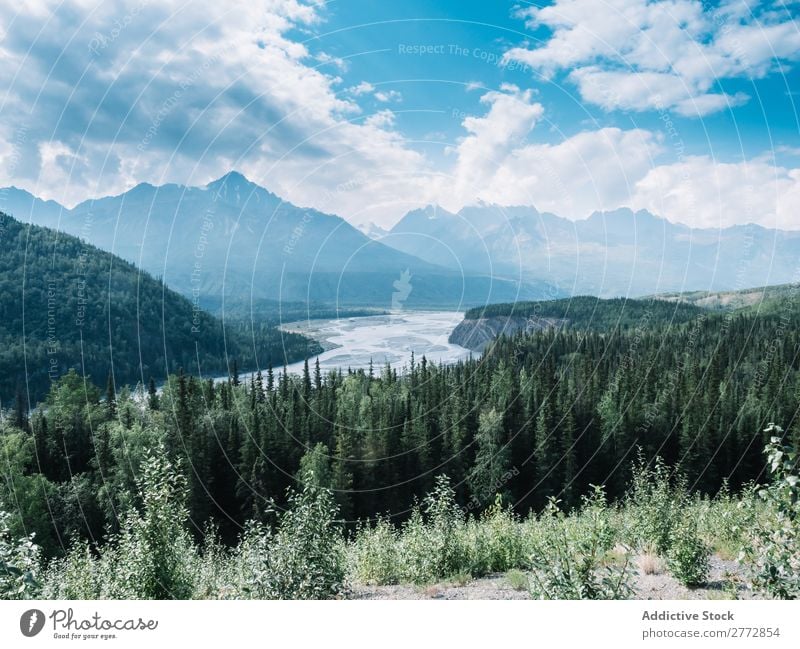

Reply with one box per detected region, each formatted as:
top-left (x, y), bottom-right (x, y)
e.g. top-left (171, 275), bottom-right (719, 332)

top-left (0, 0), bottom-right (798, 229)
top-left (308, 0), bottom-right (800, 160)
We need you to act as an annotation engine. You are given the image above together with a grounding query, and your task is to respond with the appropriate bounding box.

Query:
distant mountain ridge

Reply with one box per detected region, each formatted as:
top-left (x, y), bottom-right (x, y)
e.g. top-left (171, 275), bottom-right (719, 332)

top-left (0, 174), bottom-right (552, 308)
top-left (386, 202), bottom-right (800, 297)
top-left (8, 175), bottom-right (798, 302)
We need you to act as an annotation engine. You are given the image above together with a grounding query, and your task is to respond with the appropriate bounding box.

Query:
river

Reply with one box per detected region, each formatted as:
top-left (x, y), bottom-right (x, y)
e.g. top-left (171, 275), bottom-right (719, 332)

top-left (274, 310), bottom-right (473, 376)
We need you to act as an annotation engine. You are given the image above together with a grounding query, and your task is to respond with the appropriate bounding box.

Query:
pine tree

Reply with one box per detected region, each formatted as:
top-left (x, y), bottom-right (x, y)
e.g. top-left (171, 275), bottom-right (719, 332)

top-left (13, 387), bottom-right (28, 431)
top-left (147, 377), bottom-right (159, 411)
top-left (105, 372), bottom-right (116, 420)
top-left (468, 407), bottom-right (510, 508)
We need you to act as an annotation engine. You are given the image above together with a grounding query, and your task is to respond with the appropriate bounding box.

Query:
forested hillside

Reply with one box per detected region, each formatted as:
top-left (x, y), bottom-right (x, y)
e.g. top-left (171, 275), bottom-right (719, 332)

top-left (464, 295), bottom-right (705, 330)
top-left (0, 211), bottom-right (320, 405)
top-left (654, 283), bottom-right (800, 313)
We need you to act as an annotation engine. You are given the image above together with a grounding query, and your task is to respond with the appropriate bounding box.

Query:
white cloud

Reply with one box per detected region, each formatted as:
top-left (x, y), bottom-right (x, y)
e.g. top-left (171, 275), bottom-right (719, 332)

top-left (347, 82), bottom-right (401, 103)
top-left (431, 86), bottom-right (660, 217)
top-left (0, 0), bottom-right (428, 218)
top-left (348, 81), bottom-right (375, 96)
top-left (485, 127), bottom-right (663, 217)
top-left (631, 155), bottom-right (800, 229)
top-left (504, 0), bottom-right (800, 116)
top-left (431, 86), bottom-right (800, 230)
top-left (445, 86), bottom-right (544, 204)
top-left (374, 89), bottom-right (402, 103)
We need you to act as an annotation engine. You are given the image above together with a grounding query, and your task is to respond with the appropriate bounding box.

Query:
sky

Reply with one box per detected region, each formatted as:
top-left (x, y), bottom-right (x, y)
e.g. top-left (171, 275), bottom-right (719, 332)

top-left (0, 0), bottom-right (798, 229)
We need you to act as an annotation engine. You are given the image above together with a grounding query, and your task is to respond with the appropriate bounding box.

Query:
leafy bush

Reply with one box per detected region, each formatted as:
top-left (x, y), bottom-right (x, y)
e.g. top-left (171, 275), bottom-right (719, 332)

top-left (348, 487), bottom-right (526, 585)
top-left (42, 448), bottom-right (196, 599)
top-left (505, 569), bottom-right (529, 591)
top-left (625, 456), bottom-right (686, 555)
top-left (742, 425), bottom-right (800, 599)
top-left (695, 481), bottom-right (761, 560)
top-left (465, 496), bottom-right (527, 575)
top-left (666, 518), bottom-right (710, 587)
top-left (528, 488), bottom-right (634, 600)
top-left (233, 481), bottom-right (344, 599)
top-left (0, 510), bottom-right (40, 599)
top-left (347, 517), bottom-right (401, 585)
top-left (395, 477), bottom-right (470, 584)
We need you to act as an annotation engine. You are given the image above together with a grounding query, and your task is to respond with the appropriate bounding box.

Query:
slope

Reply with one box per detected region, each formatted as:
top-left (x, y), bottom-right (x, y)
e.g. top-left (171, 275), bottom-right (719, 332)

top-left (0, 210), bottom-right (319, 405)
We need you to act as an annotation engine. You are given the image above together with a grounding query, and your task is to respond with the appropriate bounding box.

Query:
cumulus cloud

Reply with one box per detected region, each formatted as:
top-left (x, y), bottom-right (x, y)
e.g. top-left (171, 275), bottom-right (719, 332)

top-left (0, 0), bottom-right (426, 214)
top-left (445, 85), bottom-right (544, 204)
top-left (348, 81), bottom-right (375, 96)
top-left (374, 89), bottom-right (402, 103)
top-left (434, 85), bottom-right (800, 229)
top-left (434, 86), bottom-right (660, 217)
top-left (504, 0), bottom-right (800, 116)
top-left (631, 155), bottom-right (800, 229)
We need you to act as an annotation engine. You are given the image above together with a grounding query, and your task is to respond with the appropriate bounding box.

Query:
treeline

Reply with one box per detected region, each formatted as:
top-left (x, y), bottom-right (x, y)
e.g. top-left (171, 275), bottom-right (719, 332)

top-left (0, 211), bottom-right (320, 405)
top-left (464, 295), bottom-right (705, 331)
top-left (201, 295), bottom-right (386, 325)
top-left (2, 298), bottom-right (800, 558)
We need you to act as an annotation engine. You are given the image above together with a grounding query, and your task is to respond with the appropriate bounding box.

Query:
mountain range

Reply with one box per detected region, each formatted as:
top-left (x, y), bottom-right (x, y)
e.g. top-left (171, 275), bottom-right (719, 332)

top-left (0, 174), bottom-right (548, 308)
top-left (5, 175), bottom-right (800, 304)
top-left (376, 203), bottom-right (800, 297)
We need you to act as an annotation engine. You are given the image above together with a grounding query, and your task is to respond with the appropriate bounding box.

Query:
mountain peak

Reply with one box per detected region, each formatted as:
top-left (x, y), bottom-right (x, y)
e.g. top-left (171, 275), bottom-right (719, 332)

top-left (360, 221), bottom-right (391, 240)
top-left (206, 170), bottom-right (254, 189)
top-left (205, 170), bottom-right (281, 208)
top-left (586, 207), bottom-right (662, 222)
top-left (411, 204), bottom-right (447, 218)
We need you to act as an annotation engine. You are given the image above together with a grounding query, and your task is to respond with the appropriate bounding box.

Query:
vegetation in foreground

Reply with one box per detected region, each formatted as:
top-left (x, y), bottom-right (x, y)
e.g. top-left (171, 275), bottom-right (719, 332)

top-left (1, 431), bottom-right (798, 600)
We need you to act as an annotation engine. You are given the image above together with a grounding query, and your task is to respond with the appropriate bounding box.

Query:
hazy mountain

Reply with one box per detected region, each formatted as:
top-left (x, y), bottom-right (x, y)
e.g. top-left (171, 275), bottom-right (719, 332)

top-left (359, 221), bottom-right (391, 241)
top-left (1, 174), bottom-right (552, 308)
top-left (388, 202), bottom-right (800, 297)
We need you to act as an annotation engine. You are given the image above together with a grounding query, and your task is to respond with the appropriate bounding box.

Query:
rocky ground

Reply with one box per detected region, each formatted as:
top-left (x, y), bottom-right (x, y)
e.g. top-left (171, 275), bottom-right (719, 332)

top-left (347, 554), bottom-right (759, 600)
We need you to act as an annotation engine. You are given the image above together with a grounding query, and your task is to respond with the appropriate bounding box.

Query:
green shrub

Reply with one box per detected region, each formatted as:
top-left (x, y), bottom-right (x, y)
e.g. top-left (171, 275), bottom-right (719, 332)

top-left (191, 527), bottom-right (235, 599)
top-left (349, 485), bottom-right (527, 586)
top-left (505, 569), bottom-right (529, 591)
top-left (0, 510), bottom-right (40, 599)
top-left (470, 497), bottom-right (526, 575)
top-left (666, 518), bottom-right (710, 587)
top-left (395, 476), bottom-right (470, 584)
top-left (743, 426), bottom-right (800, 599)
top-left (347, 517), bottom-right (401, 585)
top-left (528, 489), bottom-right (634, 600)
top-left (626, 456), bottom-right (686, 555)
top-left (234, 481), bottom-right (344, 599)
top-left (696, 481), bottom-right (761, 560)
top-left (42, 448), bottom-right (196, 599)
top-left (42, 466), bottom-right (346, 600)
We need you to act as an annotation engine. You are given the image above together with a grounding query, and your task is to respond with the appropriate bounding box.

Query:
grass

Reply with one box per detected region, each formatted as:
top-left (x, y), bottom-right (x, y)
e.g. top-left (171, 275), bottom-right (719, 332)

top-left (505, 569), bottom-right (529, 591)
top-left (637, 553), bottom-right (663, 576)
